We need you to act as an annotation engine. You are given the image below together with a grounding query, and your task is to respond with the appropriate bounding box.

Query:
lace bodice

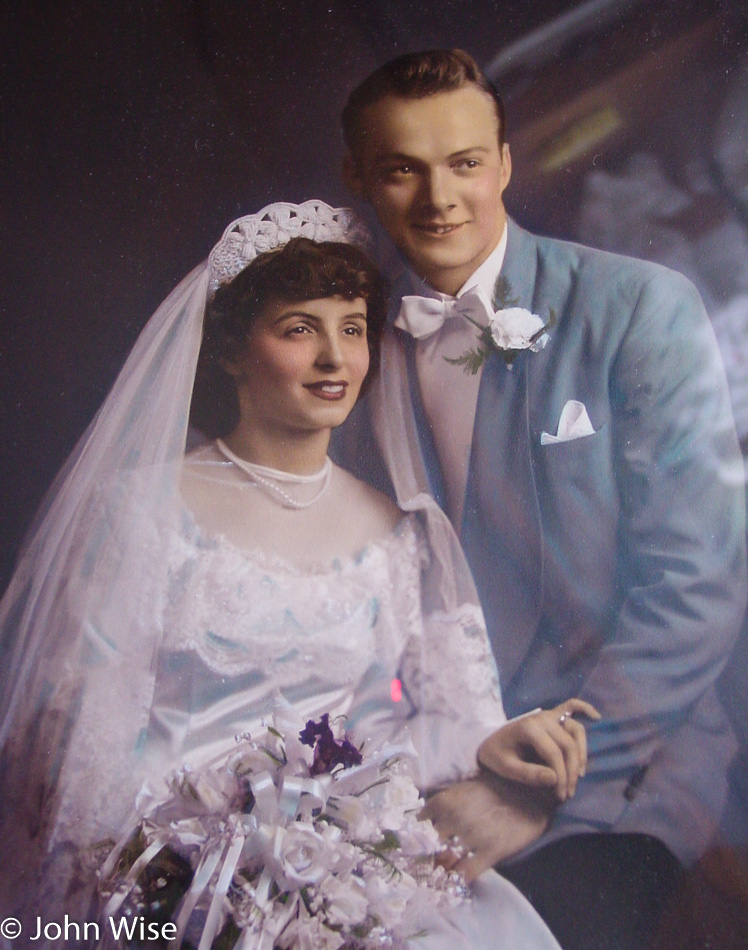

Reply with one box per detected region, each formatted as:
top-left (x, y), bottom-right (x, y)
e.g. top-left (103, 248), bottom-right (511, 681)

top-left (161, 512), bottom-right (426, 683)
top-left (143, 511), bottom-right (504, 782)
top-left (142, 514), bottom-right (428, 771)
top-left (15, 497), bottom-right (504, 890)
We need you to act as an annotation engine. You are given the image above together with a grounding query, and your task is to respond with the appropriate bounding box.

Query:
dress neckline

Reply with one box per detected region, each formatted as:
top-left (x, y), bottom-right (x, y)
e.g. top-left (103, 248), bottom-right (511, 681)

top-left (176, 497), bottom-right (418, 579)
top-left (176, 443), bottom-right (418, 576)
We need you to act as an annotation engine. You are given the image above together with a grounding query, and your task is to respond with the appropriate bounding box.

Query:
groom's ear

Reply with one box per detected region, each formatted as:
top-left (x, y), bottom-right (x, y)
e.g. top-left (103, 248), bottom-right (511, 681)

top-left (342, 152), bottom-right (366, 200)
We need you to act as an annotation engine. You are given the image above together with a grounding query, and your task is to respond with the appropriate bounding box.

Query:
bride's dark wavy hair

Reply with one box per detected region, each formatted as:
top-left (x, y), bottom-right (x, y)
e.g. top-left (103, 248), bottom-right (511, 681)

top-left (190, 237), bottom-right (389, 438)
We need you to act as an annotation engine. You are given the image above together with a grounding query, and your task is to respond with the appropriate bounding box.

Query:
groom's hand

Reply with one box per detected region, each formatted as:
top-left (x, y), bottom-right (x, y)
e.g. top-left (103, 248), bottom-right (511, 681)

top-left (420, 772), bottom-right (553, 882)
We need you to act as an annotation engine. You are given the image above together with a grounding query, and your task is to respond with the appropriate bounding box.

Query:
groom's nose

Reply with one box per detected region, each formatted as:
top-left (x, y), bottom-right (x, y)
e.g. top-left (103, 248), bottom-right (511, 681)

top-left (417, 167), bottom-right (456, 215)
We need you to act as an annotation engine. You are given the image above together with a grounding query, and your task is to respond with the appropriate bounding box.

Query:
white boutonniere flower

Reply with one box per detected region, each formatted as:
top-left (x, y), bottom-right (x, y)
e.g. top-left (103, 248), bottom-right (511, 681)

top-left (445, 276), bottom-right (555, 374)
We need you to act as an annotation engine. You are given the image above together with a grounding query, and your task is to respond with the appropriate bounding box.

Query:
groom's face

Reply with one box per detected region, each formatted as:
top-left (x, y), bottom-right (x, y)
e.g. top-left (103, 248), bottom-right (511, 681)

top-left (344, 84), bottom-right (511, 296)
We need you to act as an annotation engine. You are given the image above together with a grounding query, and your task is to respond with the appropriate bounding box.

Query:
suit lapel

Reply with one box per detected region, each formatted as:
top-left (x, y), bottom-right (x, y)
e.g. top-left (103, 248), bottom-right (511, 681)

top-left (460, 221), bottom-right (545, 693)
top-left (499, 219), bottom-right (540, 314)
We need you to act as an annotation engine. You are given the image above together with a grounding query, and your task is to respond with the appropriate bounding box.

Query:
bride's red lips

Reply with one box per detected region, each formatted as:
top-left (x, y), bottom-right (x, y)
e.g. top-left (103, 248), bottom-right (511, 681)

top-left (304, 380), bottom-right (349, 401)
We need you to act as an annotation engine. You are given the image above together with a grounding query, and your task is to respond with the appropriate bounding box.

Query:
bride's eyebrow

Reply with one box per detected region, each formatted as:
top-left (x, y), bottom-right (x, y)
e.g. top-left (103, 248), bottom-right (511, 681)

top-left (271, 309), bottom-right (368, 324)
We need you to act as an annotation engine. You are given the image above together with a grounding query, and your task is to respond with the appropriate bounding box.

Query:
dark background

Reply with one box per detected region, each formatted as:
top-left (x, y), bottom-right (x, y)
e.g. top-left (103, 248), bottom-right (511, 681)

top-left (0, 0), bottom-right (580, 589)
top-left (2, 2), bottom-right (748, 935)
top-left (2, 0), bottom-right (747, 590)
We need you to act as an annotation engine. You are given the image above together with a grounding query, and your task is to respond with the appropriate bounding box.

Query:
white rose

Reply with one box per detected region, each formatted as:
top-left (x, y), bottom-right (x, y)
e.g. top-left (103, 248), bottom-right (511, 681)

top-left (316, 873), bottom-right (369, 928)
top-left (488, 307), bottom-right (545, 350)
top-left (363, 867), bottom-right (417, 920)
top-left (317, 821), bottom-right (359, 877)
top-left (327, 794), bottom-right (379, 841)
top-left (368, 773), bottom-right (422, 832)
top-left (272, 823), bottom-right (330, 888)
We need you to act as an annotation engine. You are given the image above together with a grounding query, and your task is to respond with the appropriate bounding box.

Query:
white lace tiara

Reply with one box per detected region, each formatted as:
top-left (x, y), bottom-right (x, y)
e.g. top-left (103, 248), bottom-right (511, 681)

top-left (207, 199), bottom-right (374, 292)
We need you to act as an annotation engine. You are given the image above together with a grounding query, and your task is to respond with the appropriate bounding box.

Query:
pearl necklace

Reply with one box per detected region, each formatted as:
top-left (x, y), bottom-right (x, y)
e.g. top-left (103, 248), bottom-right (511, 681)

top-left (215, 439), bottom-right (333, 510)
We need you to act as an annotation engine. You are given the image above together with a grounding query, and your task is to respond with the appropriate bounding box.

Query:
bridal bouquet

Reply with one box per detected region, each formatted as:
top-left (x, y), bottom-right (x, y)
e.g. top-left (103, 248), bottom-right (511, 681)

top-left (98, 702), bottom-right (467, 949)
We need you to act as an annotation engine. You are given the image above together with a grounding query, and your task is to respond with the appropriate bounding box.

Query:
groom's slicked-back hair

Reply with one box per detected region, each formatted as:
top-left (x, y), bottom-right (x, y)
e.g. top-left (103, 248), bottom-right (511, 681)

top-left (342, 49), bottom-right (506, 160)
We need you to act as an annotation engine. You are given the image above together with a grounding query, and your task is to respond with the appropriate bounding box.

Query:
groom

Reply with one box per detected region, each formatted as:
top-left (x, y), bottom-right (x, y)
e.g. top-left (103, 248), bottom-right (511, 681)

top-left (337, 50), bottom-right (747, 948)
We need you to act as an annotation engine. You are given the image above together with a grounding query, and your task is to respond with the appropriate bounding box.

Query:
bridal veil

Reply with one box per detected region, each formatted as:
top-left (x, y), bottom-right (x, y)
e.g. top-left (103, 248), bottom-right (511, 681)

top-left (0, 201), bottom-right (504, 917)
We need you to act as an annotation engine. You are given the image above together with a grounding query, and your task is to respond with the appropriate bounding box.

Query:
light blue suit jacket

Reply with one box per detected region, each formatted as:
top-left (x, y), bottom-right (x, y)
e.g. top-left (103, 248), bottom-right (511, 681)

top-left (337, 219), bottom-right (747, 865)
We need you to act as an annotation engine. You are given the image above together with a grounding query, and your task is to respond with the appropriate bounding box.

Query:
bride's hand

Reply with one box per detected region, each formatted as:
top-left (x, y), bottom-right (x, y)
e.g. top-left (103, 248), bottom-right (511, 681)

top-left (421, 772), bottom-right (552, 883)
top-left (477, 698), bottom-right (601, 802)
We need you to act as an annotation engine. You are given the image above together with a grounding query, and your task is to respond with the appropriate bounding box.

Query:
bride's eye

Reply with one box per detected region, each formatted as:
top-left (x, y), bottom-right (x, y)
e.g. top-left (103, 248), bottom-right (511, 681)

top-left (285, 323), bottom-right (313, 336)
top-left (343, 324), bottom-right (365, 337)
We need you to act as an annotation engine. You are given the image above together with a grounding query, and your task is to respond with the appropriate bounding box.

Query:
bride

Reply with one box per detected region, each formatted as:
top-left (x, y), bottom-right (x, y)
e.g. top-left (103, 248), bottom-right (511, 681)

top-left (0, 201), bottom-right (592, 948)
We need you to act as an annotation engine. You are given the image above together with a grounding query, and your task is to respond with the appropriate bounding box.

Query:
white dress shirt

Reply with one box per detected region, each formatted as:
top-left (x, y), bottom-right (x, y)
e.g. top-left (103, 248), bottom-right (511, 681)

top-left (405, 227), bottom-right (507, 530)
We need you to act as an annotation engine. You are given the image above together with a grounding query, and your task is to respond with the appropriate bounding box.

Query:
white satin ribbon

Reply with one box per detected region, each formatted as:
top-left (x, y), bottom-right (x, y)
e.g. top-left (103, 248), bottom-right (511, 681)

top-left (278, 775), bottom-right (327, 819)
top-left (395, 285), bottom-right (495, 339)
top-left (103, 832), bottom-right (167, 917)
top-left (173, 842), bottom-right (225, 947)
top-left (250, 771), bottom-right (280, 823)
top-left (197, 827), bottom-right (247, 950)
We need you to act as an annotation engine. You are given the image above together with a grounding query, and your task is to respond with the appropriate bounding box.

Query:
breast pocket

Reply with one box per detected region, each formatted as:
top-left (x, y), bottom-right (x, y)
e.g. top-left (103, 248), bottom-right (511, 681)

top-left (535, 422), bottom-right (618, 617)
top-left (538, 421), bottom-right (610, 483)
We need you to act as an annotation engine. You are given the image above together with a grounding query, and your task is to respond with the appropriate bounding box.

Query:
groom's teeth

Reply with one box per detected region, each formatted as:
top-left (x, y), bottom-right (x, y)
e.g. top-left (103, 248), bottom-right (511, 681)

top-left (420, 224), bottom-right (458, 234)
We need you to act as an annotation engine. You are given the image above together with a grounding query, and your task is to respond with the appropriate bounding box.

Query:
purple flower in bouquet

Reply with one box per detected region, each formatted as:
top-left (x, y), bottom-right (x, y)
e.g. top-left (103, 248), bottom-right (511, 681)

top-left (299, 714), bottom-right (363, 775)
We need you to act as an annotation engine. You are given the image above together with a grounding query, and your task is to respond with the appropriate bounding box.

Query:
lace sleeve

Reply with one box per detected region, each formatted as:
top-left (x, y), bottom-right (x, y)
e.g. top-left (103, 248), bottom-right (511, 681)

top-left (387, 514), bottom-right (507, 790)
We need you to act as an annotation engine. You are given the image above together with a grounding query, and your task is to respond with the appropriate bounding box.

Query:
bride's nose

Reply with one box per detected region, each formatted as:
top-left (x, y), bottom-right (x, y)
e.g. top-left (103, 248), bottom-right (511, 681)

top-left (314, 330), bottom-right (344, 369)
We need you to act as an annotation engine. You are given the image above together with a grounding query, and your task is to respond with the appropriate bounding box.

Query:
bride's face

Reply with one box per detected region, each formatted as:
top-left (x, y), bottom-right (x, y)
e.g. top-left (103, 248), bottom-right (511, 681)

top-left (227, 295), bottom-right (370, 438)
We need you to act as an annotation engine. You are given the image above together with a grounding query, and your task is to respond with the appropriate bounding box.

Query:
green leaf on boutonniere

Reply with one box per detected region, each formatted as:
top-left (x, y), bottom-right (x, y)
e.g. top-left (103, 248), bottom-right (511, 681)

top-left (444, 347), bottom-right (492, 373)
top-left (444, 320), bottom-right (497, 373)
top-left (493, 274), bottom-right (520, 309)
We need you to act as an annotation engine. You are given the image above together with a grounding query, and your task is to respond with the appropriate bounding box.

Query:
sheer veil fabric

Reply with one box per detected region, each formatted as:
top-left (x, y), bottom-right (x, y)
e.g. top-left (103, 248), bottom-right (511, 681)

top-left (0, 264), bottom-right (209, 915)
top-left (0, 214), bottom-right (508, 925)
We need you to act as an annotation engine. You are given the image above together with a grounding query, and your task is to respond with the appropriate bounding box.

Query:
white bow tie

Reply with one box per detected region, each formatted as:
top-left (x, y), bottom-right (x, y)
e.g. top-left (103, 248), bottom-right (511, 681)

top-left (394, 285), bottom-right (496, 339)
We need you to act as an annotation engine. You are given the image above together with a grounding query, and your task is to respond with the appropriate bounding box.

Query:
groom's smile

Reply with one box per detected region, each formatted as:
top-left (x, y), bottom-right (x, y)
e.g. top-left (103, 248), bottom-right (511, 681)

top-left (413, 221), bottom-right (466, 236)
top-left (344, 84), bottom-right (512, 296)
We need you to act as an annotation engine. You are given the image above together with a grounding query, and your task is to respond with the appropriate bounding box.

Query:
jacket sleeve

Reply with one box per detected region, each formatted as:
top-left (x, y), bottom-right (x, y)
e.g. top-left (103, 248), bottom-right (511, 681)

top-left (569, 268), bottom-right (746, 795)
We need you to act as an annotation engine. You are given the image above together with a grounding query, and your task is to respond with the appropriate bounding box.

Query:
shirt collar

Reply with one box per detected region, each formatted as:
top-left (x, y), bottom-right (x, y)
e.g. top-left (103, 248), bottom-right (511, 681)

top-left (405, 223), bottom-right (508, 302)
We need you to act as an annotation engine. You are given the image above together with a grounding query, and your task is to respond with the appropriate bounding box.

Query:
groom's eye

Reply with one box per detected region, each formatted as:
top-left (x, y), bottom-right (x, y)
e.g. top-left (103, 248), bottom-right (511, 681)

top-left (382, 163), bottom-right (414, 179)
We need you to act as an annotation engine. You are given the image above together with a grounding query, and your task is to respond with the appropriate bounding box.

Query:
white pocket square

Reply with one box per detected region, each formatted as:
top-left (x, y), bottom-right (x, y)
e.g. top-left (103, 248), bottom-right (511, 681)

top-left (540, 400), bottom-right (596, 445)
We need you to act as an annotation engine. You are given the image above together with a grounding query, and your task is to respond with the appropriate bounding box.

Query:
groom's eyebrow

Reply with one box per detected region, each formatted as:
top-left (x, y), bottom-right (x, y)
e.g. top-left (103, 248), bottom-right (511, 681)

top-left (449, 146), bottom-right (490, 158)
top-left (373, 150), bottom-right (418, 167)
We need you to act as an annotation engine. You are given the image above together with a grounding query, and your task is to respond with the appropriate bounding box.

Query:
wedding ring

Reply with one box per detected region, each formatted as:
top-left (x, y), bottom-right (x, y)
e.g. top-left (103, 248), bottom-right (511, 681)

top-left (558, 711), bottom-right (572, 725)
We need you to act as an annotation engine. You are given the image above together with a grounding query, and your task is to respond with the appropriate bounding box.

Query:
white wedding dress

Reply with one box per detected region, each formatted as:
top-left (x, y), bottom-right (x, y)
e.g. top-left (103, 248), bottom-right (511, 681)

top-left (111, 458), bottom-right (558, 950)
top-left (13, 452), bottom-right (559, 949)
